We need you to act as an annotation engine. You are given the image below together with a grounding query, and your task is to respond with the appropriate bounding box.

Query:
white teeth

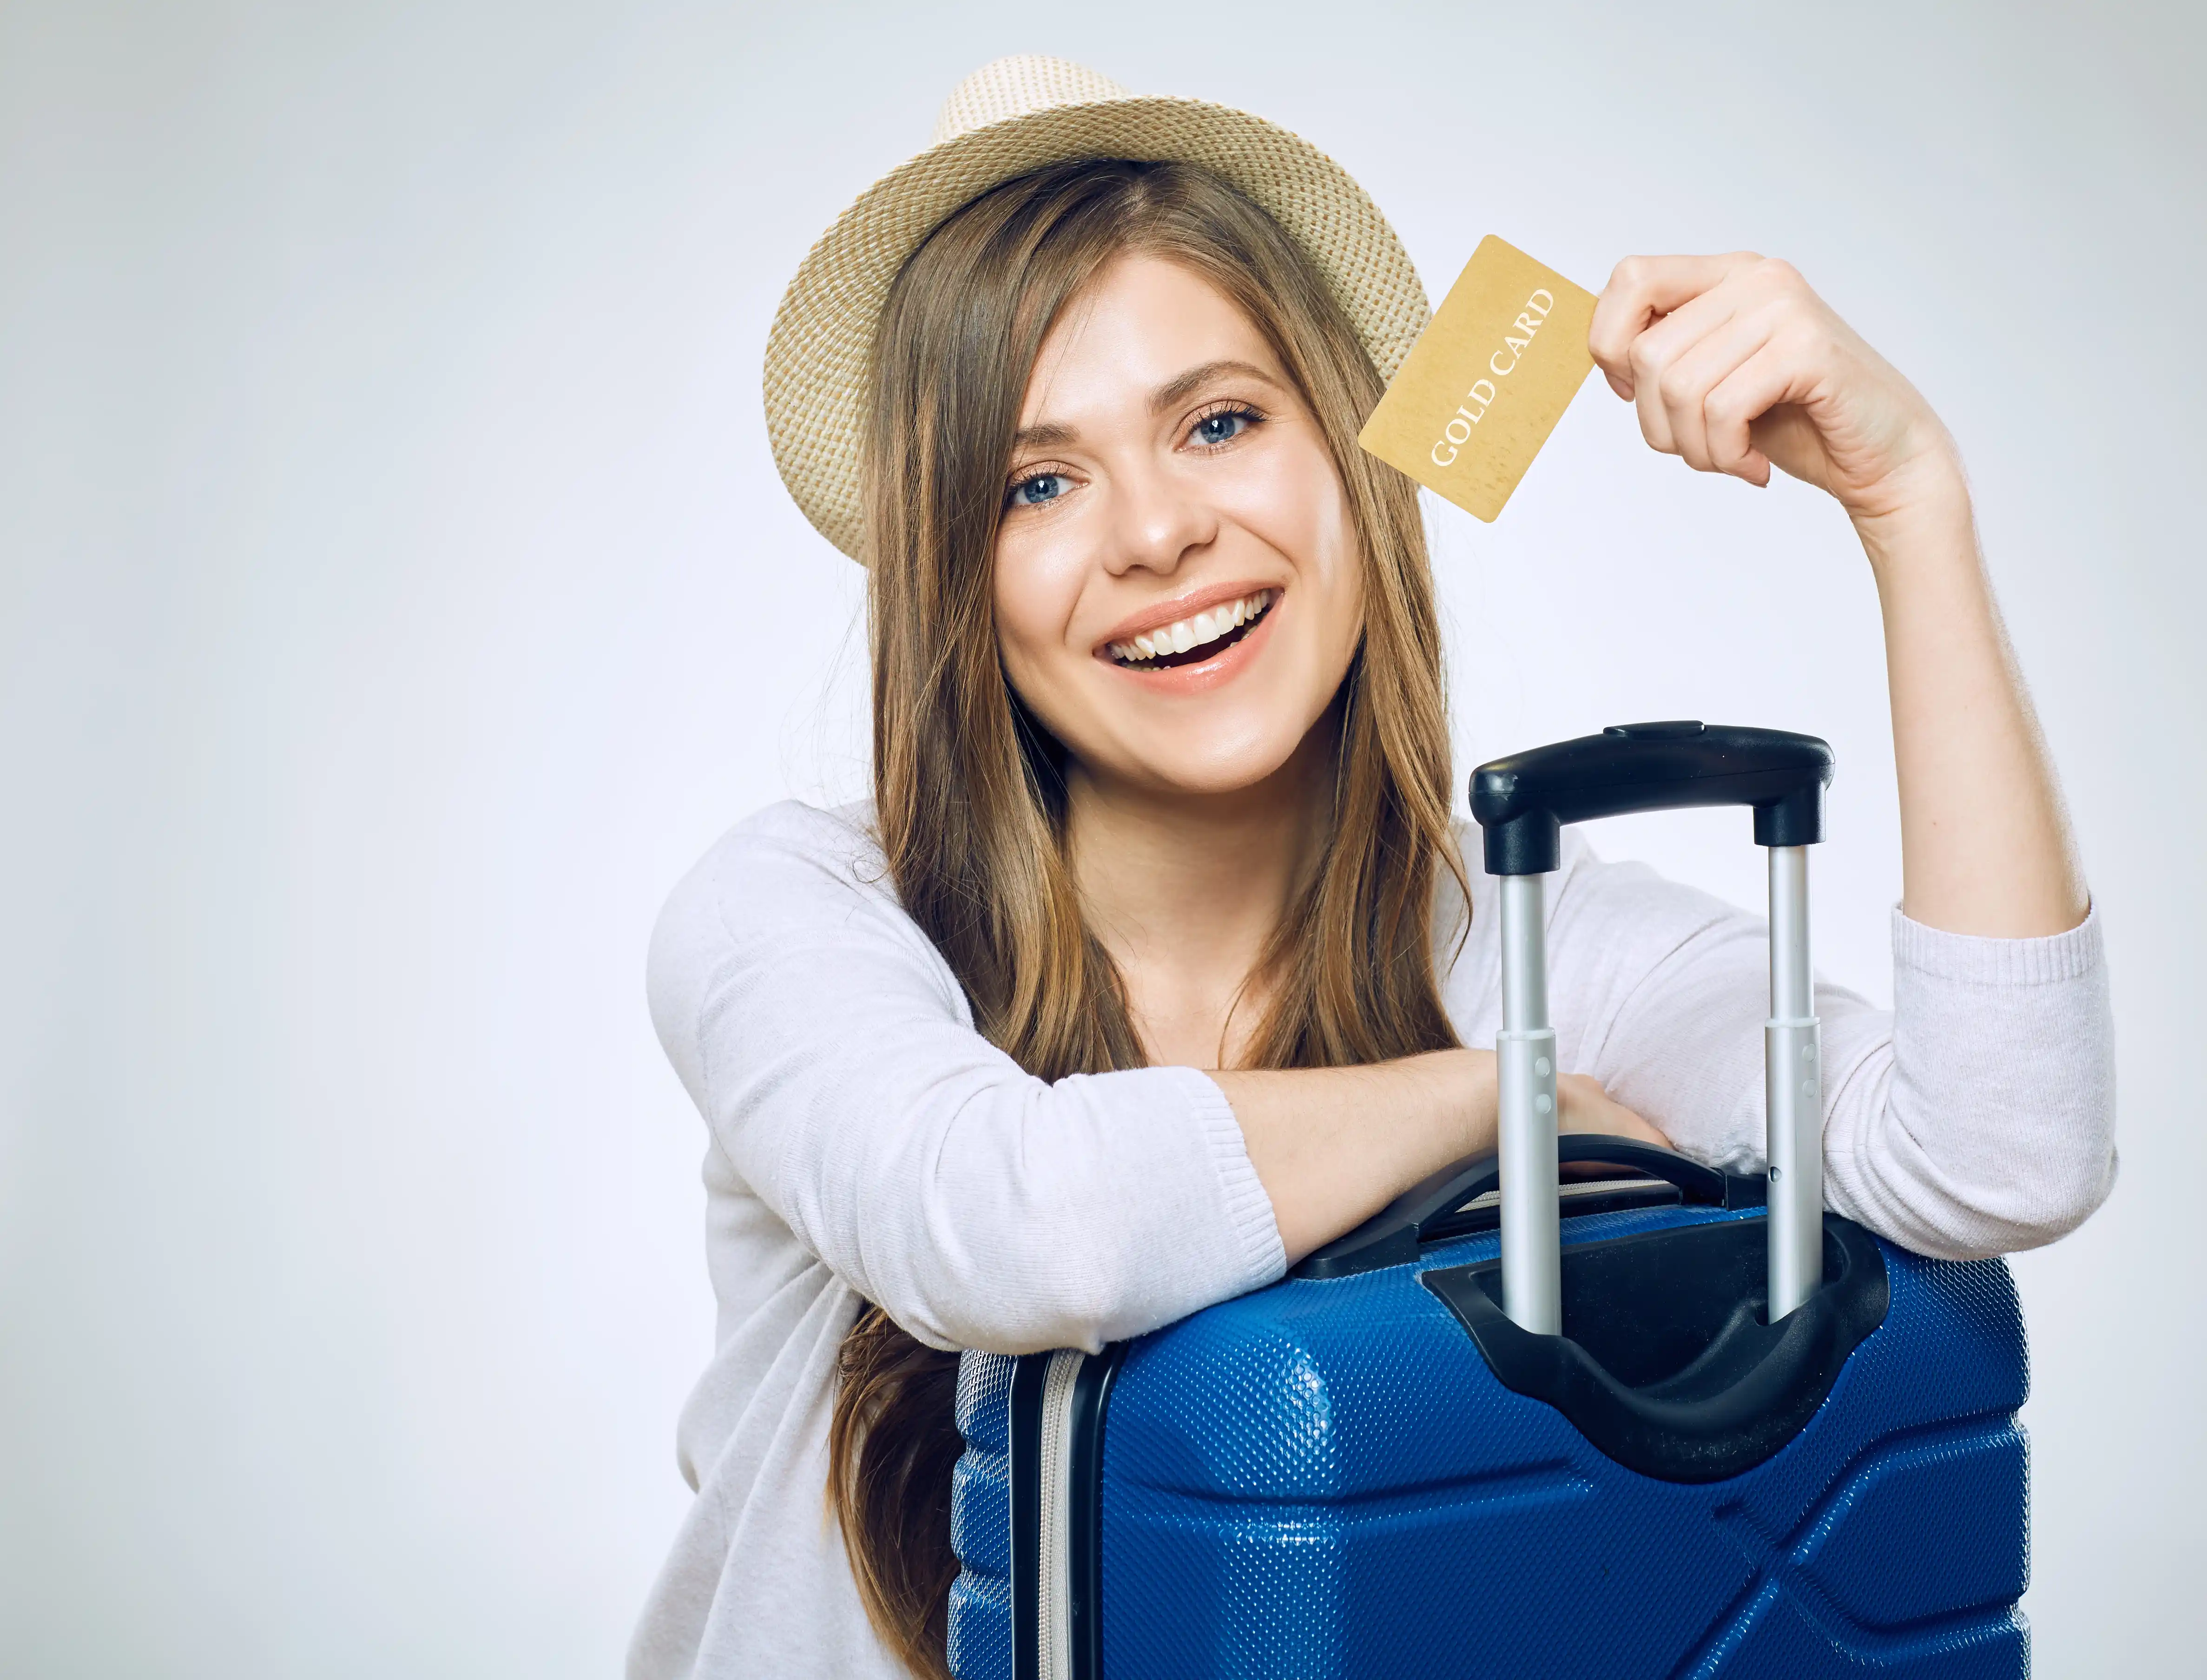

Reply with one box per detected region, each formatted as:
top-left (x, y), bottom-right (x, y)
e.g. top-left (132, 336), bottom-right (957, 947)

top-left (1108, 590), bottom-right (1275, 666)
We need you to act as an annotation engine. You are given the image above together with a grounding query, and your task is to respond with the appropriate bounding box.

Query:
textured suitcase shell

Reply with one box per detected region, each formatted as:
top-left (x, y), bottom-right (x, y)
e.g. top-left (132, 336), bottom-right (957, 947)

top-left (949, 1199), bottom-right (2027, 1680)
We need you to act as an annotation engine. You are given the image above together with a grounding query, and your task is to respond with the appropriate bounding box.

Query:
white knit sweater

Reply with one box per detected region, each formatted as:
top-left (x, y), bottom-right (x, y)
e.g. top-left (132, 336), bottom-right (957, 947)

top-left (626, 799), bottom-right (2115, 1679)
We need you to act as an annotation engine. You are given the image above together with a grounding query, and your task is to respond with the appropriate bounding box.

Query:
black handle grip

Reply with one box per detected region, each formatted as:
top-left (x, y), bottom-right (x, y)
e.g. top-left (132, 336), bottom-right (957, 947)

top-left (1293, 1134), bottom-right (1765, 1279)
top-left (1469, 721), bottom-right (1834, 876)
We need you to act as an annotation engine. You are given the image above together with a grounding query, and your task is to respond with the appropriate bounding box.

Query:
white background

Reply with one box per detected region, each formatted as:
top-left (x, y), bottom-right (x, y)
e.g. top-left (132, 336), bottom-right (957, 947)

top-left (3, 1), bottom-right (2199, 1673)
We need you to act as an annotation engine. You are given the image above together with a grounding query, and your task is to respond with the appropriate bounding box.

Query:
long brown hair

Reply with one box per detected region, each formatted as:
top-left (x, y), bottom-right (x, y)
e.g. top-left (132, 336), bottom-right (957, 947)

top-left (827, 158), bottom-right (1464, 1677)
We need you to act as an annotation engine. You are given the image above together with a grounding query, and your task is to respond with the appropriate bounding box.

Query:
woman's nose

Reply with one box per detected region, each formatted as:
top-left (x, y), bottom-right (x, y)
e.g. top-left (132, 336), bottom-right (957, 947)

top-left (1100, 463), bottom-right (1217, 579)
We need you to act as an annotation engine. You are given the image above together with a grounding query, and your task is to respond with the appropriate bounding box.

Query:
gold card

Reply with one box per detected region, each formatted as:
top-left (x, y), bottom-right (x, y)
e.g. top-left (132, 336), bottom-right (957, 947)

top-left (1359, 236), bottom-right (1599, 522)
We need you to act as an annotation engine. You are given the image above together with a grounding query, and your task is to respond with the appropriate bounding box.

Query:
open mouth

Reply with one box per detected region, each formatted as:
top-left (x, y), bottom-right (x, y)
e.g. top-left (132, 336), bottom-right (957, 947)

top-left (1105, 589), bottom-right (1277, 670)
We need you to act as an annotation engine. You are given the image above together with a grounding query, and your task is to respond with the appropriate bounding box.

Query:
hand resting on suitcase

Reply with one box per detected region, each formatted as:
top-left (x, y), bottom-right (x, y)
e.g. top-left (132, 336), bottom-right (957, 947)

top-left (1214, 1054), bottom-right (1667, 1265)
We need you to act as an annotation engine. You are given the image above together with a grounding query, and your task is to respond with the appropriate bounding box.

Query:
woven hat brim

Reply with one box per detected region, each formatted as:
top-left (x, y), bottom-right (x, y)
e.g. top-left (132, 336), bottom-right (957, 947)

top-left (763, 95), bottom-right (1431, 561)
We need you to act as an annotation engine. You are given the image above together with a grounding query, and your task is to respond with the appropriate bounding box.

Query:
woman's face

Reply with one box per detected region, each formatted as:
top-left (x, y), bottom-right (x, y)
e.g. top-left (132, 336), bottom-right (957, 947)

top-left (991, 255), bottom-right (1365, 800)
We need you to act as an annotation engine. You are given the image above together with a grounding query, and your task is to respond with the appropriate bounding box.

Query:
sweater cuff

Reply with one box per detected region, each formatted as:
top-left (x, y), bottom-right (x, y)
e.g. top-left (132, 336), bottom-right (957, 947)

top-left (1891, 902), bottom-right (2103, 987)
top-left (1175, 1067), bottom-right (1288, 1287)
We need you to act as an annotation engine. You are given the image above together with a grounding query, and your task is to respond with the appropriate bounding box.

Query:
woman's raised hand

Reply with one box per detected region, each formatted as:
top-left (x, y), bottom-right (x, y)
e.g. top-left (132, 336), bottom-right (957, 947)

top-left (1587, 254), bottom-right (1963, 527)
top-left (1586, 252), bottom-right (2087, 943)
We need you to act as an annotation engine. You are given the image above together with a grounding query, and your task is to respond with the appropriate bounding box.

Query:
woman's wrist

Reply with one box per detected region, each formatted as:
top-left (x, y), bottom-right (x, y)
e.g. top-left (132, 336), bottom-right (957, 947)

top-left (1349, 1047), bottom-right (1497, 1197)
top-left (1849, 450), bottom-right (1977, 597)
top-left (1454, 1047), bottom-right (1500, 1161)
top-left (1377, 1048), bottom-right (1495, 1172)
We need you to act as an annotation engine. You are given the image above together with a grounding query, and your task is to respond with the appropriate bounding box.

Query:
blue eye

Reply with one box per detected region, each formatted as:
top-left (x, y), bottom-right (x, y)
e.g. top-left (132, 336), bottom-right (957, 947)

top-left (1192, 409), bottom-right (1254, 447)
top-left (1008, 473), bottom-right (1068, 507)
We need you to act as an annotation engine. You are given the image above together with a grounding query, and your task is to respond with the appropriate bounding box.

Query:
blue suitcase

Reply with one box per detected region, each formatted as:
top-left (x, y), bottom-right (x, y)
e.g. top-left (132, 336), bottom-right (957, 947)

top-left (948, 725), bottom-right (2029, 1680)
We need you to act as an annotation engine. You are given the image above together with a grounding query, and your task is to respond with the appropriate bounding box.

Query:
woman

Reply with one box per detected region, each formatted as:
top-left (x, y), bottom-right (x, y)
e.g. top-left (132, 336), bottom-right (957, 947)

top-left (630, 56), bottom-right (2113, 1680)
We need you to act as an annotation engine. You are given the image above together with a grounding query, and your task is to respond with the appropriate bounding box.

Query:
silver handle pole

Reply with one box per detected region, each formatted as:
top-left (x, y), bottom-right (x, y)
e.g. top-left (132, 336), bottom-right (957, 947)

top-left (1497, 872), bottom-right (1560, 1335)
top-left (1765, 845), bottom-right (1823, 1318)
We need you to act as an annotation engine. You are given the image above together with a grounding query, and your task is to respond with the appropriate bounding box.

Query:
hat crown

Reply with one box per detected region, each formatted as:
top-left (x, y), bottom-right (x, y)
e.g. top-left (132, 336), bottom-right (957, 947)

top-left (929, 54), bottom-right (1132, 147)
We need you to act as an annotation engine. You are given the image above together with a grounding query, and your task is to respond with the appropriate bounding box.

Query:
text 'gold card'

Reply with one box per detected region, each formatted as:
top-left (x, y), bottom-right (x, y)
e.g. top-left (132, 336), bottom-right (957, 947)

top-left (1359, 236), bottom-right (1599, 522)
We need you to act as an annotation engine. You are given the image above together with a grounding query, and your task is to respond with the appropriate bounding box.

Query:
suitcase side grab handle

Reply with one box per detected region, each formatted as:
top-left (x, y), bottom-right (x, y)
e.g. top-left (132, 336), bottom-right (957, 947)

top-left (1294, 1132), bottom-right (1767, 1279)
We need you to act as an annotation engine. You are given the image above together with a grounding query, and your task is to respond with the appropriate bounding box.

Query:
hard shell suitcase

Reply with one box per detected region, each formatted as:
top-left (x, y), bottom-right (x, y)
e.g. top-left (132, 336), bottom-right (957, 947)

top-left (947, 724), bottom-right (2030, 1680)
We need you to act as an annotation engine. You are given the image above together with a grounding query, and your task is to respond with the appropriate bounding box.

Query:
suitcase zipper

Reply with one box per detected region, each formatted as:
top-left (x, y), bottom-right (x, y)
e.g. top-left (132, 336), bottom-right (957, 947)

top-left (1033, 1349), bottom-right (1086, 1680)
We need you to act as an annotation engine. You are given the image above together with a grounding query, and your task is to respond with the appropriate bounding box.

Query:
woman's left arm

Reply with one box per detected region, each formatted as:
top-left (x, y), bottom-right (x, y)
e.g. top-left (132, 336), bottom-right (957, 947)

top-left (1588, 254), bottom-right (2088, 936)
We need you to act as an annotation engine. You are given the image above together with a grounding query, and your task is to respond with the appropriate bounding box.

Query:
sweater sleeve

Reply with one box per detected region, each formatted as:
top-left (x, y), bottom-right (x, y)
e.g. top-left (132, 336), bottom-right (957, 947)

top-left (646, 803), bottom-right (1286, 1356)
top-left (1547, 846), bottom-right (2116, 1261)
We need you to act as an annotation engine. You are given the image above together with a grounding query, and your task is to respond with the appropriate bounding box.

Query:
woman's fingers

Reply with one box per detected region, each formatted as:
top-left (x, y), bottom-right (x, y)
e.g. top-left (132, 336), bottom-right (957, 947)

top-left (1555, 1072), bottom-right (1672, 1149)
top-left (1651, 308), bottom-right (1785, 480)
top-left (1589, 252), bottom-right (1761, 397)
top-left (1700, 337), bottom-right (1816, 485)
top-left (1621, 282), bottom-right (1748, 461)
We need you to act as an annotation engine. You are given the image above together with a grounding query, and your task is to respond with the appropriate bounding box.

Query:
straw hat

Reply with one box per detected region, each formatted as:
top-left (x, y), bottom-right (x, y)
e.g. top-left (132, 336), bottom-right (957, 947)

top-left (762, 54), bottom-right (1430, 561)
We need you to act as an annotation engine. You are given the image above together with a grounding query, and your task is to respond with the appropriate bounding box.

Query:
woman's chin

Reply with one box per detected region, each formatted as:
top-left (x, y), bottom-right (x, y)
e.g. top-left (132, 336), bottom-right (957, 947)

top-left (1083, 735), bottom-right (1317, 804)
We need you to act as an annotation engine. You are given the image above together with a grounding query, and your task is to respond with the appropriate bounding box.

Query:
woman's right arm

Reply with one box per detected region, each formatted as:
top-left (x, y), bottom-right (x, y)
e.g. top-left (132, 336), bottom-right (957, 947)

top-left (652, 805), bottom-right (1639, 1355)
top-left (651, 809), bottom-right (1262, 1357)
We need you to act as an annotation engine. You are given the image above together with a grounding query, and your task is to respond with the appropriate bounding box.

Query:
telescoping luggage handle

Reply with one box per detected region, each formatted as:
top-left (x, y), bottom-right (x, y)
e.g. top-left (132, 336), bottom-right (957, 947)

top-left (1470, 721), bottom-right (1834, 1334)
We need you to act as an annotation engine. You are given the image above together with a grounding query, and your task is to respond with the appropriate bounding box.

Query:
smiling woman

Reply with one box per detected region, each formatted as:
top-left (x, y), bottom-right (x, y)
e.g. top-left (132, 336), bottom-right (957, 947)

top-left (630, 54), bottom-right (2113, 1680)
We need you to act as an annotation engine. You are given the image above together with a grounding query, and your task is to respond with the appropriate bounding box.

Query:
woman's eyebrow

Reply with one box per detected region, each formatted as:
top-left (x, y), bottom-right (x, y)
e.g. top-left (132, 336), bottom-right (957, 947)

top-left (1150, 359), bottom-right (1282, 414)
top-left (1009, 420), bottom-right (1078, 452)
